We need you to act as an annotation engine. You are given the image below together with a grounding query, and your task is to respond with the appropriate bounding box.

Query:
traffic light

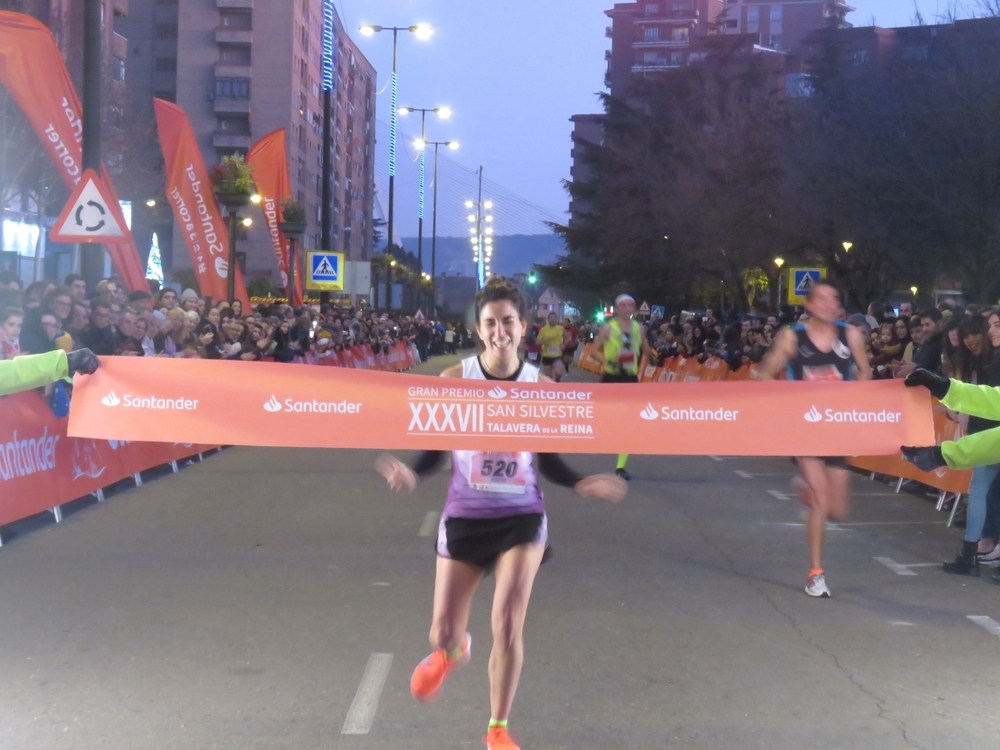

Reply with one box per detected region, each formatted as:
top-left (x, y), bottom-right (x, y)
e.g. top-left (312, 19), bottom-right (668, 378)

top-left (528, 273), bottom-right (537, 284)
top-left (594, 309), bottom-right (605, 322)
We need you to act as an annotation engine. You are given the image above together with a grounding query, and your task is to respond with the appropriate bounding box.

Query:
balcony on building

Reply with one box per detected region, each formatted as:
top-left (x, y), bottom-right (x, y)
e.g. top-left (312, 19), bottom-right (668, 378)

top-left (216, 28), bottom-right (252, 44)
top-left (112, 31), bottom-right (128, 60)
top-left (213, 132), bottom-right (252, 149)
top-left (214, 98), bottom-right (251, 115)
top-left (215, 63), bottom-right (252, 79)
top-left (112, 0), bottom-right (128, 17)
top-left (217, 0), bottom-right (253, 8)
top-left (633, 37), bottom-right (692, 47)
top-left (633, 8), bottom-right (699, 23)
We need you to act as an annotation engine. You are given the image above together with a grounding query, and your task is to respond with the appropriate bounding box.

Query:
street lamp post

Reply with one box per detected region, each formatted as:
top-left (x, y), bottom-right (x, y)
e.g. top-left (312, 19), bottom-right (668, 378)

top-left (423, 139), bottom-right (458, 313)
top-left (465, 169), bottom-right (494, 289)
top-left (399, 106), bottom-right (451, 278)
top-left (359, 23), bottom-right (433, 309)
top-left (774, 256), bottom-right (785, 309)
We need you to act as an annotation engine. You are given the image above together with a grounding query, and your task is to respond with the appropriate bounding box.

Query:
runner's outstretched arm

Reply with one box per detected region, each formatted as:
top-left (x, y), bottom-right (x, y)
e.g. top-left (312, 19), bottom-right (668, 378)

top-left (0, 349), bottom-right (99, 397)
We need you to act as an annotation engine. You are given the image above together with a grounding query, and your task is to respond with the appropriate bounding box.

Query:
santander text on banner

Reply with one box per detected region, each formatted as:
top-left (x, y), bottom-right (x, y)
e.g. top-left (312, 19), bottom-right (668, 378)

top-left (67, 359), bottom-right (935, 456)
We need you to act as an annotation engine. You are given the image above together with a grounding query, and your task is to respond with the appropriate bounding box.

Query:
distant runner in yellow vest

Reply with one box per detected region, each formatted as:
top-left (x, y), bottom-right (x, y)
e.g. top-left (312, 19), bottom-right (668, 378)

top-left (593, 294), bottom-right (652, 481)
top-left (536, 312), bottom-right (566, 382)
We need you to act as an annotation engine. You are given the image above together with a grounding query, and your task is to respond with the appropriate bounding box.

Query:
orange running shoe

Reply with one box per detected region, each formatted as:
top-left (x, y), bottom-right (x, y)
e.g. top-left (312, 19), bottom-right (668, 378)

top-left (484, 726), bottom-right (521, 750)
top-left (410, 632), bottom-right (471, 702)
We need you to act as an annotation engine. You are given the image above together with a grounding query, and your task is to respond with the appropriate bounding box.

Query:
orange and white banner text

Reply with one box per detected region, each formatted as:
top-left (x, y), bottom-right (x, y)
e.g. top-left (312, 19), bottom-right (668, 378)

top-left (68, 359), bottom-right (934, 456)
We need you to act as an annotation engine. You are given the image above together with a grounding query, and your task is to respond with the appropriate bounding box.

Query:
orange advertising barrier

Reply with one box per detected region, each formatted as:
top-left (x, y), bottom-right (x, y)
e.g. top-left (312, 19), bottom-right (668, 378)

top-left (0, 390), bottom-right (216, 527)
top-left (68, 358), bottom-right (934, 456)
top-left (575, 345), bottom-right (756, 383)
top-left (848, 402), bottom-right (972, 495)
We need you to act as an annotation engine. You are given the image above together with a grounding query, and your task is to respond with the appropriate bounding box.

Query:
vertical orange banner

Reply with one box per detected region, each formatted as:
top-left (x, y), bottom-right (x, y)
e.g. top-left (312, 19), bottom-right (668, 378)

top-left (247, 129), bottom-right (303, 306)
top-left (0, 11), bottom-right (149, 293)
top-left (153, 99), bottom-right (250, 307)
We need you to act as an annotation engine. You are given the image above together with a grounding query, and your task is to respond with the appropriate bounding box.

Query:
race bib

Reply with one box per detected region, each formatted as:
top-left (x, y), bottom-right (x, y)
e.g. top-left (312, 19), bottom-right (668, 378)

top-left (617, 350), bottom-right (636, 369)
top-left (467, 452), bottom-right (527, 494)
top-left (526, 350), bottom-right (539, 362)
top-left (802, 364), bottom-right (844, 382)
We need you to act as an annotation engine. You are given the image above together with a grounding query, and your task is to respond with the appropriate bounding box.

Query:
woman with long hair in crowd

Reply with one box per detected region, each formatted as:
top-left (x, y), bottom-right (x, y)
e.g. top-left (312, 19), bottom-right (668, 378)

top-left (942, 312), bottom-right (998, 576)
top-left (941, 314), bottom-right (964, 377)
top-left (376, 277), bottom-right (626, 750)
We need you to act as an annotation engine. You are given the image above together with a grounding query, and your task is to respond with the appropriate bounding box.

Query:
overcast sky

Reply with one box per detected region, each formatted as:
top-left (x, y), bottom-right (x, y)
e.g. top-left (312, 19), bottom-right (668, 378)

top-left (336, 0), bottom-right (935, 235)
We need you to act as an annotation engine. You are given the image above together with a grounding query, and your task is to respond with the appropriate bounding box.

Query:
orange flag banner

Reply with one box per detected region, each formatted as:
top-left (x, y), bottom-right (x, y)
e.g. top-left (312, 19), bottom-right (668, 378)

top-left (0, 11), bottom-right (147, 292)
top-left (247, 128), bottom-right (303, 306)
top-left (153, 98), bottom-right (250, 307)
top-left (68, 358), bottom-right (935, 456)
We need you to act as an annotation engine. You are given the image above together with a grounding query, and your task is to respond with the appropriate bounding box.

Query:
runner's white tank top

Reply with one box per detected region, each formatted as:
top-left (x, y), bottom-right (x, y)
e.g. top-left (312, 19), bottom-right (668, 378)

top-left (444, 356), bottom-right (545, 519)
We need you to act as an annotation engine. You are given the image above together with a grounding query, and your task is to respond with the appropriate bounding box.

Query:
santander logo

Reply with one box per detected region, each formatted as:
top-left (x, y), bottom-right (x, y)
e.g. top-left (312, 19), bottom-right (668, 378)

top-left (640, 403), bottom-right (659, 421)
top-left (102, 391), bottom-right (121, 407)
top-left (487, 387), bottom-right (508, 399)
top-left (214, 256), bottom-right (229, 278)
top-left (804, 406), bottom-right (823, 423)
top-left (264, 395), bottom-right (282, 413)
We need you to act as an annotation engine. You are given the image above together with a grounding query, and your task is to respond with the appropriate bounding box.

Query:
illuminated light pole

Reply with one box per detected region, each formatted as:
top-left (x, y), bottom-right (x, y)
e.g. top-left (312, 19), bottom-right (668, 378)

top-left (842, 241), bottom-right (853, 253)
top-left (359, 23), bottom-right (433, 309)
top-left (423, 139), bottom-right (458, 311)
top-left (774, 256), bottom-right (785, 307)
top-left (465, 167), bottom-right (493, 289)
top-left (399, 106), bottom-right (451, 277)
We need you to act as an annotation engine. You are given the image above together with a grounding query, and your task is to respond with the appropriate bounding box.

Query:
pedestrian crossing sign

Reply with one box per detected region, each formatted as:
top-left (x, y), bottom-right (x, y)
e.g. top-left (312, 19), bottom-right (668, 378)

top-left (306, 251), bottom-right (345, 291)
top-left (788, 267), bottom-right (827, 304)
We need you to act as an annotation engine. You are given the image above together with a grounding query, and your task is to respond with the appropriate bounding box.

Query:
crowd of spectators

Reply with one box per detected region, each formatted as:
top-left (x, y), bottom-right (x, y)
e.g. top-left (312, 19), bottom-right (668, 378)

top-left (0, 270), bottom-right (474, 367)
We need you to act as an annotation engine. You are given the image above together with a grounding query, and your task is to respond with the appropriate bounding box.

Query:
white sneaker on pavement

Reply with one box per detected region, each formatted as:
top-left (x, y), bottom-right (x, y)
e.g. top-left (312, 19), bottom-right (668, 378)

top-left (805, 572), bottom-right (831, 598)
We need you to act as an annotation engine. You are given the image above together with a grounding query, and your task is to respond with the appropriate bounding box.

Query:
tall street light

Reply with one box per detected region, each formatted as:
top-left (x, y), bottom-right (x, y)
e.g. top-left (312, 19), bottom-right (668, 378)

top-left (359, 22), bottom-right (433, 309)
top-left (466, 169), bottom-right (494, 289)
top-left (398, 106), bottom-right (452, 278)
top-left (419, 138), bottom-right (458, 311)
top-left (774, 256), bottom-right (785, 309)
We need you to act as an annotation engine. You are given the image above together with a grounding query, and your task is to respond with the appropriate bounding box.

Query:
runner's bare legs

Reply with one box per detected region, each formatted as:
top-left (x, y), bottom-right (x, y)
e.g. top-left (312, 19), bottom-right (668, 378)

top-left (797, 457), bottom-right (850, 572)
top-left (488, 542), bottom-right (546, 722)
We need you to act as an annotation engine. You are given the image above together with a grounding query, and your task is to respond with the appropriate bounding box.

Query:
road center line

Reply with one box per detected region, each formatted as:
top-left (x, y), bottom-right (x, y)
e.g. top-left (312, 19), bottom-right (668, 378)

top-left (709, 455), bottom-right (724, 461)
top-left (767, 490), bottom-right (791, 501)
top-left (342, 653), bottom-right (393, 735)
top-left (735, 470), bottom-right (752, 479)
top-left (968, 616), bottom-right (1000, 638)
top-left (418, 511), bottom-right (440, 537)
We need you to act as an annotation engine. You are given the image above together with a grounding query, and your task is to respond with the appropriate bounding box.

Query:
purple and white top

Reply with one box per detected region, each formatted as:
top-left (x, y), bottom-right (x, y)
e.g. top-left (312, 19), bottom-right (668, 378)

top-left (443, 356), bottom-right (546, 520)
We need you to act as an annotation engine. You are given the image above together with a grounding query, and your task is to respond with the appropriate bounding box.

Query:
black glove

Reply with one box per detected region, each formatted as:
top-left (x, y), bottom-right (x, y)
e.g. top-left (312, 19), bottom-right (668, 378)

top-left (904, 369), bottom-right (950, 400)
top-left (66, 348), bottom-right (99, 376)
top-left (901, 445), bottom-right (947, 473)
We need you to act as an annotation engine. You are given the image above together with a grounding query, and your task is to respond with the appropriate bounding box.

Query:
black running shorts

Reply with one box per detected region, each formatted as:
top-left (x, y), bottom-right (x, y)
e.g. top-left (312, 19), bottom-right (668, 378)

top-left (437, 513), bottom-right (548, 570)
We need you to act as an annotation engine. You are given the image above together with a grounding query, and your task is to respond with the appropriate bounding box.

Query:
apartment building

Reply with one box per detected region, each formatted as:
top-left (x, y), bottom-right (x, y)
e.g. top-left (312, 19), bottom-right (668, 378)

top-left (116, 0), bottom-right (376, 284)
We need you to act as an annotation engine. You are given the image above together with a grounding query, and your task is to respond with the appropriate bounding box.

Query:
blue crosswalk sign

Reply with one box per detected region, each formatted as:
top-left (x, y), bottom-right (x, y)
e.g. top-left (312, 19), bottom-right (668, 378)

top-left (306, 251), bottom-right (344, 291)
top-left (650, 305), bottom-right (666, 319)
top-left (789, 268), bottom-right (826, 303)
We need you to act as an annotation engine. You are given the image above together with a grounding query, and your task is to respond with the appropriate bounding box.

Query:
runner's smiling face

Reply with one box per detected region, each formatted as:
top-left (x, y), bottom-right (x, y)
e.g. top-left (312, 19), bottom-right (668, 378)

top-left (476, 300), bottom-right (525, 363)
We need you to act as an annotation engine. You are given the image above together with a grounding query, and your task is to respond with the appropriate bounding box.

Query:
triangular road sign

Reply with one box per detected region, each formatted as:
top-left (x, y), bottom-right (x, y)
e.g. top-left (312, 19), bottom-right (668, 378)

top-left (314, 256), bottom-right (335, 276)
top-left (50, 169), bottom-right (131, 243)
top-left (414, 308), bottom-right (425, 320)
top-left (637, 301), bottom-right (651, 315)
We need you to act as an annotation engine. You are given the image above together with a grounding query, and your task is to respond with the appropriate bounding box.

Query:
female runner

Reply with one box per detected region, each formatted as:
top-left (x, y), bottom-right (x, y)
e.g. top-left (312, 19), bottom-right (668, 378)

top-left (377, 277), bottom-right (626, 750)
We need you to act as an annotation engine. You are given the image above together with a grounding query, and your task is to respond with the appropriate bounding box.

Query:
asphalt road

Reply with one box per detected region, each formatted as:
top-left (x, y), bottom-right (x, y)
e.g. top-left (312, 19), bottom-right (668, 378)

top-left (1, 356), bottom-right (998, 750)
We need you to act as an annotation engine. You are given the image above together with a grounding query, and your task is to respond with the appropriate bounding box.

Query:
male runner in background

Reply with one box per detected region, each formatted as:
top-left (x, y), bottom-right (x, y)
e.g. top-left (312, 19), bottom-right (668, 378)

top-left (536, 312), bottom-right (566, 382)
top-left (755, 281), bottom-right (871, 597)
top-left (593, 294), bottom-right (653, 481)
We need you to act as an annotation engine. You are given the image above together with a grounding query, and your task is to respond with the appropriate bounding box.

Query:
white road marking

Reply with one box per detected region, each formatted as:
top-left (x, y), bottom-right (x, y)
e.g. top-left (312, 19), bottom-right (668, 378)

top-left (710, 456), bottom-right (724, 461)
top-left (968, 616), bottom-right (1000, 638)
top-left (767, 490), bottom-right (791, 501)
top-left (735, 470), bottom-right (753, 479)
top-left (888, 621), bottom-right (915, 626)
top-left (342, 653), bottom-right (393, 735)
top-left (874, 557), bottom-right (919, 576)
top-left (371, 582), bottom-right (391, 587)
top-left (418, 511), bottom-right (440, 537)
top-left (839, 521), bottom-right (946, 526)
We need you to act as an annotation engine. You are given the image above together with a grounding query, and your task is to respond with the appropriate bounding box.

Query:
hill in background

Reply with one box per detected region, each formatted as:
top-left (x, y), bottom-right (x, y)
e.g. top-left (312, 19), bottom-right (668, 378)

top-left (399, 234), bottom-right (564, 279)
